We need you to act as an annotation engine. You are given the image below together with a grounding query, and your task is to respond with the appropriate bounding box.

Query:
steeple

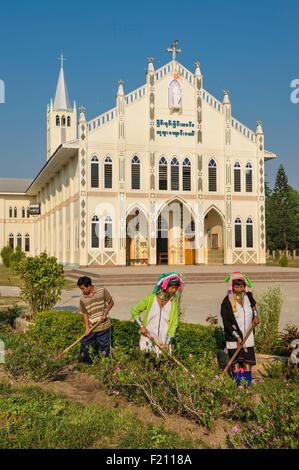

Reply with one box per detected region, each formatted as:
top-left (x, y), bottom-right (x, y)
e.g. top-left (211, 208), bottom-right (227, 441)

top-left (194, 60), bottom-right (202, 78)
top-left (53, 53), bottom-right (71, 110)
top-left (46, 53), bottom-right (77, 160)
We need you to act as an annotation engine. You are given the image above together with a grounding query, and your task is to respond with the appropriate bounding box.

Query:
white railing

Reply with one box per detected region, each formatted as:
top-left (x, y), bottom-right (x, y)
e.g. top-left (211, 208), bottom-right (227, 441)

top-left (231, 117), bottom-right (256, 142)
top-left (155, 61), bottom-right (194, 84)
top-left (125, 84), bottom-right (147, 105)
top-left (202, 89), bottom-right (223, 114)
top-left (88, 107), bottom-right (117, 132)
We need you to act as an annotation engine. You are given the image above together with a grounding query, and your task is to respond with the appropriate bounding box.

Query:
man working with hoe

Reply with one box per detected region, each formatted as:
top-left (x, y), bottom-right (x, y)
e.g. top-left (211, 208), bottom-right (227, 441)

top-left (78, 276), bottom-right (114, 364)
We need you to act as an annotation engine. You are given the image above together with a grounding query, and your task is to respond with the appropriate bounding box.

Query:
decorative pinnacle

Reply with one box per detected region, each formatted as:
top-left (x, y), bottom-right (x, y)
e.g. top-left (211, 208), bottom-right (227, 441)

top-left (79, 105), bottom-right (86, 114)
top-left (147, 57), bottom-right (154, 64)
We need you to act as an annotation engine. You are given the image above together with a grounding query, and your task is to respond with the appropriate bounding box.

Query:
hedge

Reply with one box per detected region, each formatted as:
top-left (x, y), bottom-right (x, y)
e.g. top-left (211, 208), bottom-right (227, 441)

top-left (27, 310), bottom-right (223, 360)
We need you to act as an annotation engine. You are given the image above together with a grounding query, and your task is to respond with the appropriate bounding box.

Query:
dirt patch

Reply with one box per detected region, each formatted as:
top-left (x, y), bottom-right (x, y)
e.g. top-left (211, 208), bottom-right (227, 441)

top-left (36, 368), bottom-right (228, 448)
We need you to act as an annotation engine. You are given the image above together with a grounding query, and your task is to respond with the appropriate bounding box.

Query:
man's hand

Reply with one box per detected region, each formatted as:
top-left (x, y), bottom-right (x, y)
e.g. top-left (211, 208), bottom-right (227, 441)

top-left (139, 325), bottom-right (149, 337)
top-left (84, 327), bottom-right (91, 337)
top-left (253, 316), bottom-right (260, 327)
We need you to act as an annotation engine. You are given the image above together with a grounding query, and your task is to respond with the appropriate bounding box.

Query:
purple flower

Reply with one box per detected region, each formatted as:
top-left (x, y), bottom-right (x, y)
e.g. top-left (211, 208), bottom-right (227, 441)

top-left (232, 426), bottom-right (239, 434)
top-left (258, 426), bottom-right (265, 433)
top-left (198, 408), bottom-right (205, 414)
top-left (115, 367), bottom-right (121, 372)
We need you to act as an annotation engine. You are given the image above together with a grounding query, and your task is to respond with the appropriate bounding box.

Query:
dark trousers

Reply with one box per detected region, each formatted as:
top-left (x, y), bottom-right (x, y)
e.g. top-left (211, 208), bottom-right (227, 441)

top-left (79, 327), bottom-right (111, 364)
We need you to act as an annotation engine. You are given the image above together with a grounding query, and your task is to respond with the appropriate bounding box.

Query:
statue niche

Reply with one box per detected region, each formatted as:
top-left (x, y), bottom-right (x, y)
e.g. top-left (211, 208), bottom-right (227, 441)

top-left (168, 79), bottom-right (182, 112)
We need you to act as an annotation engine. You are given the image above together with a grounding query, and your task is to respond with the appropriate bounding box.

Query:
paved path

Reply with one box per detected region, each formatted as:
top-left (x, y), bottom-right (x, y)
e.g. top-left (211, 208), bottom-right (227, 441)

top-left (55, 281), bottom-right (299, 329)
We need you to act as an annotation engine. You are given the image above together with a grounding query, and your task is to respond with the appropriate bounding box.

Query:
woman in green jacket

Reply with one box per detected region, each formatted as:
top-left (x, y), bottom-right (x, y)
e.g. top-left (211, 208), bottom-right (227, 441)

top-left (131, 272), bottom-right (184, 355)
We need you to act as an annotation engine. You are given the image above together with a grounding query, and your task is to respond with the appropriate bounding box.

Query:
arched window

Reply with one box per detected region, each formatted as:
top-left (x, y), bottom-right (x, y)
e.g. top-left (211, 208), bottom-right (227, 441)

top-left (208, 159), bottom-right (217, 192)
top-left (131, 155), bottom-right (140, 190)
top-left (159, 156), bottom-right (168, 190)
top-left (9, 233), bottom-right (14, 249)
top-left (25, 233), bottom-right (30, 252)
top-left (104, 156), bottom-right (113, 189)
top-left (61, 115), bottom-right (66, 126)
top-left (27, 207), bottom-right (30, 218)
top-left (91, 216), bottom-right (100, 248)
top-left (17, 233), bottom-right (22, 248)
top-left (182, 157), bottom-right (191, 191)
top-left (22, 207), bottom-right (25, 218)
top-left (171, 157), bottom-right (179, 191)
top-left (245, 162), bottom-right (253, 192)
top-left (14, 207), bottom-right (17, 218)
top-left (56, 115), bottom-right (60, 126)
top-left (90, 155), bottom-right (99, 188)
top-left (234, 217), bottom-right (242, 248)
top-left (234, 161), bottom-right (241, 192)
top-left (104, 216), bottom-right (113, 248)
top-left (246, 217), bottom-right (254, 248)
top-left (9, 207), bottom-right (13, 218)
top-left (67, 116), bottom-right (71, 127)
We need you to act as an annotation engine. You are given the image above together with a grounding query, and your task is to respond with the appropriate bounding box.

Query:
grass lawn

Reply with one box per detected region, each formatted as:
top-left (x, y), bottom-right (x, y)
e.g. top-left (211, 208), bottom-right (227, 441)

top-left (0, 379), bottom-right (200, 449)
top-left (0, 266), bottom-right (23, 287)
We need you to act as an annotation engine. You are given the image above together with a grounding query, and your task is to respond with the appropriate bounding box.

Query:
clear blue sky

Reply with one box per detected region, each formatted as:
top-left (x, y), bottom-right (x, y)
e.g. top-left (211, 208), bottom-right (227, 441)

top-left (0, 0), bottom-right (298, 189)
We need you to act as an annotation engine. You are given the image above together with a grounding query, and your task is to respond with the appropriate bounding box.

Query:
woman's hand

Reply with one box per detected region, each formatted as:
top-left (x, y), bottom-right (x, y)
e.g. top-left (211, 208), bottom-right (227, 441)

top-left (237, 336), bottom-right (243, 346)
top-left (84, 327), bottom-right (91, 337)
top-left (139, 325), bottom-right (149, 337)
top-left (253, 316), bottom-right (260, 327)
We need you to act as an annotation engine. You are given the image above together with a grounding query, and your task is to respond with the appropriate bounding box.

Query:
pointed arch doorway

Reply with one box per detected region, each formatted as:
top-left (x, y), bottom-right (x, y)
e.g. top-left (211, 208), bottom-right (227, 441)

top-left (126, 208), bottom-right (148, 265)
top-left (156, 199), bottom-right (196, 265)
top-left (204, 208), bottom-right (224, 264)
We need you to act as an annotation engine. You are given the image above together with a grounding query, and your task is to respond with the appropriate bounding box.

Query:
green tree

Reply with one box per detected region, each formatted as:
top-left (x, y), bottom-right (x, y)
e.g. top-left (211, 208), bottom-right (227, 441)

top-left (13, 251), bottom-right (64, 319)
top-left (270, 165), bottom-right (298, 251)
top-left (265, 179), bottom-right (275, 251)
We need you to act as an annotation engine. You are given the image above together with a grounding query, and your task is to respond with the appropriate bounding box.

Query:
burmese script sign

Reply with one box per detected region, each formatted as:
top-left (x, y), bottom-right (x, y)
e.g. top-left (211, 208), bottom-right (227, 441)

top-left (156, 119), bottom-right (195, 137)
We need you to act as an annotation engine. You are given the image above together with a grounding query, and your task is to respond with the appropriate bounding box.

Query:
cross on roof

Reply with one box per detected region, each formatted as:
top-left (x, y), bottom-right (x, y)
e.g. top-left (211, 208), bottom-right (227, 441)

top-left (167, 40), bottom-right (182, 61)
top-left (58, 52), bottom-right (66, 68)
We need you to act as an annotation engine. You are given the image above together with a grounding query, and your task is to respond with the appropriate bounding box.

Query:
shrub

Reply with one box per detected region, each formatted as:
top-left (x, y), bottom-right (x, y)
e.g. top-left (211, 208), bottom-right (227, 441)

top-left (0, 246), bottom-right (14, 267)
top-left (174, 323), bottom-right (221, 361)
top-left (255, 287), bottom-right (283, 354)
top-left (230, 379), bottom-right (299, 449)
top-left (13, 251), bottom-right (65, 319)
top-left (279, 254), bottom-right (288, 267)
top-left (3, 332), bottom-right (61, 381)
top-left (30, 310), bottom-right (85, 358)
top-left (277, 324), bottom-right (299, 355)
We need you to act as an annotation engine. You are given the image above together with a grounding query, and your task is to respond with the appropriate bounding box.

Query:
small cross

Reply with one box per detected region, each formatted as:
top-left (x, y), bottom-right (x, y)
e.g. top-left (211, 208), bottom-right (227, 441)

top-left (167, 40), bottom-right (182, 61)
top-left (58, 52), bottom-right (66, 68)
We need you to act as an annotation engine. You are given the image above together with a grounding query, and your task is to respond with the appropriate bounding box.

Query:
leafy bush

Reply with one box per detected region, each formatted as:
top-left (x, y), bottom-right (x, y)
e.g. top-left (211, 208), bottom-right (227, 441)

top-left (174, 323), bottom-right (222, 361)
top-left (3, 332), bottom-right (61, 381)
top-left (30, 310), bottom-right (84, 357)
top-left (13, 251), bottom-right (65, 319)
top-left (0, 246), bottom-right (14, 267)
top-left (230, 379), bottom-right (299, 449)
top-left (279, 254), bottom-right (288, 267)
top-left (255, 287), bottom-right (283, 354)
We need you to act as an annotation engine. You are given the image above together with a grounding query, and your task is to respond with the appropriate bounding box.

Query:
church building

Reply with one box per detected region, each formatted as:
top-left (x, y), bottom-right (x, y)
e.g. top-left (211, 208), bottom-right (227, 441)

top-left (0, 42), bottom-right (277, 267)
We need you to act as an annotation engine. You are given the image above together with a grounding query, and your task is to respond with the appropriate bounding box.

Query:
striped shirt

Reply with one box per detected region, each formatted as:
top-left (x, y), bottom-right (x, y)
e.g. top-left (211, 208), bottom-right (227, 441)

top-left (79, 287), bottom-right (113, 332)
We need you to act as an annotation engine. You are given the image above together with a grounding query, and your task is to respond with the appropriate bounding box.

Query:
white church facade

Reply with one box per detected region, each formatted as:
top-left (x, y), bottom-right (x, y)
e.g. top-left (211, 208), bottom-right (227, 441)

top-left (0, 42), bottom-right (276, 267)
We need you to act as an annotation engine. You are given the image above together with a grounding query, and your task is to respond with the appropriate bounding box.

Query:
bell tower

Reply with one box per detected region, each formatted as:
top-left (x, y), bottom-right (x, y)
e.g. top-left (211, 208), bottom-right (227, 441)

top-left (46, 53), bottom-right (77, 160)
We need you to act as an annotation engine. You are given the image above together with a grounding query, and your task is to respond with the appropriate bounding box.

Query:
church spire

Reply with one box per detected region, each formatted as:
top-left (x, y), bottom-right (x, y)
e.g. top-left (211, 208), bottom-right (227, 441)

top-left (53, 52), bottom-right (71, 110)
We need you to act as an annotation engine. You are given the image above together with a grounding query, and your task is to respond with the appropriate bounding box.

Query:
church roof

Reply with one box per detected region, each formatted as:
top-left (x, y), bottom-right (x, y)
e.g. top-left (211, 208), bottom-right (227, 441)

top-left (0, 178), bottom-right (32, 194)
top-left (53, 53), bottom-right (71, 110)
